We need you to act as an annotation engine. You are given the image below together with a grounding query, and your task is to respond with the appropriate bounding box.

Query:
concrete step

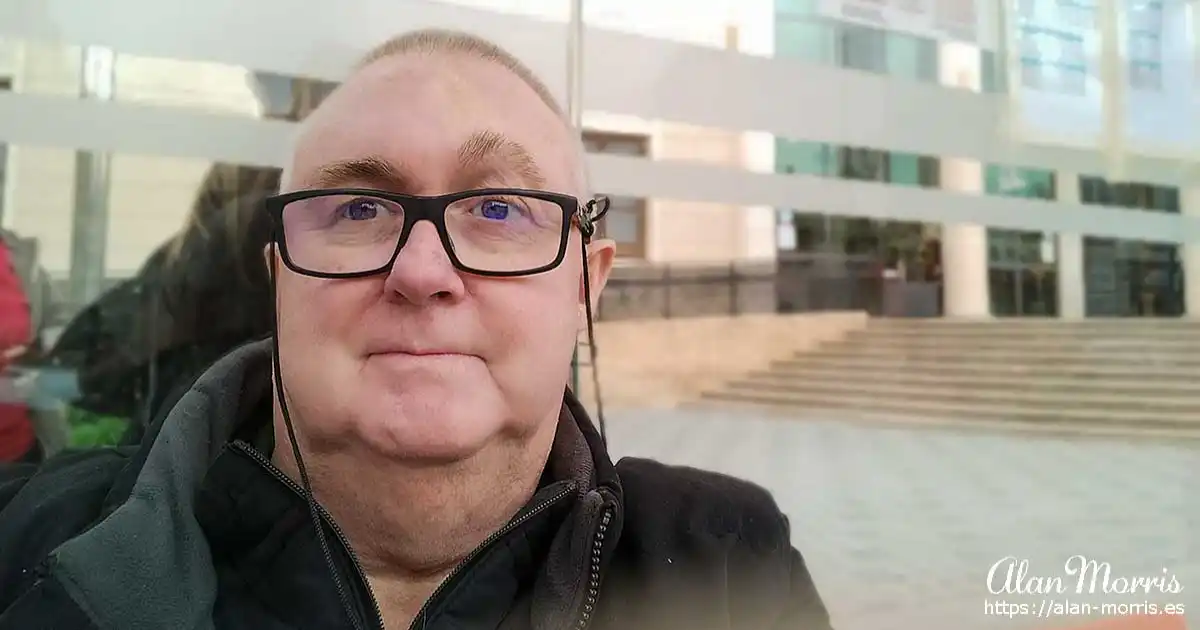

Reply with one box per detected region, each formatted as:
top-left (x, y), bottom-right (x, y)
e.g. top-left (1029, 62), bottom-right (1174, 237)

top-left (869, 317), bottom-right (1200, 328)
top-left (744, 364), bottom-right (1200, 396)
top-left (699, 387), bottom-right (1200, 432)
top-left (783, 344), bottom-right (1200, 368)
top-left (719, 376), bottom-right (1200, 412)
top-left (835, 333), bottom-right (1200, 354)
top-left (684, 398), bottom-right (1200, 442)
top-left (859, 319), bottom-right (1200, 338)
top-left (769, 355), bottom-right (1200, 380)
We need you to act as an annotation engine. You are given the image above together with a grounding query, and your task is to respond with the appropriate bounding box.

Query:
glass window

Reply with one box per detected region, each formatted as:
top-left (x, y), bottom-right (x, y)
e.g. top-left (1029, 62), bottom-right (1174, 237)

top-left (839, 24), bottom-right (888, 73)
top-left (886, 33), bottom-right (924, 81)
top-left (888, 153), bottom-right (941, 188)
top-left (1127, 0), bottom-right (1163, 32)
top-left (1080, 175), bottom-right (1112, 205)
top-left (914, 37), bottom-right (940, 83)
top-left (250, 73), bottom-right (340, 121)
top-left (1151, 185), bottom-right (1180, 213)
top-left (1018, 29), bottom-right (1088, 95)
top-left (1079, 176), bottom-right (1180, 212)
top-left (791, 213), bottom-right (831, 250)
top-left (883, 33), bottom-right (938, 83)
top-left (987, 166), bottom-right (1054, 199)
top-left (774, 0), bottom-right (822, 16)
top-left (1128, 61), bottom-right (1162, 92)
top-left (777, 138), bottom-right (835, 176)
top-left (980, 49), bottom-right (1007, 93)
top-left (583, 131), bottom-right (648, 258)
top-left (917, 156), bottom-right (941, 187)
top-left (838, 146), bottom-right (890, 181)
top-left (600, 197), bottom-right (643, 244)
top-left (774, 17), bottom-right (838, 65)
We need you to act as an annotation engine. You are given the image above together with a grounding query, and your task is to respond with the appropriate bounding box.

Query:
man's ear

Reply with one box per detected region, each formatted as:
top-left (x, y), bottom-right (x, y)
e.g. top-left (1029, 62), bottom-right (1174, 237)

top-left (578, 238), bottom-right (616, 332)
top-left (262, 243), bottom-right (278, 276)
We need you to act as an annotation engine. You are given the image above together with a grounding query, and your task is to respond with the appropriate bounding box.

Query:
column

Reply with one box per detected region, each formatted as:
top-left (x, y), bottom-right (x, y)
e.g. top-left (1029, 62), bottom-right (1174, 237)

top-left (1182, 187), bottom-right (1200, 317)
top-left (1055, 173), bottom-right (1086, 319)
top-left (941, 223), bottom-right (991, 317)
top-left (67, 46), bottom-right (115, 309)
top-left (938, 42), bottom-right (990, 318)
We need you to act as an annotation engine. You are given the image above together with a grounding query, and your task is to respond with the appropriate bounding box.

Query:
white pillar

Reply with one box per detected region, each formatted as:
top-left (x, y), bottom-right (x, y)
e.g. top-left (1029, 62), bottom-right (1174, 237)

top-left (1055, 173), bottom-right (1086, 319)
top-left (728, 22), bottom-right (778, 263)
top-left (941, 223), bottom-right (991, 317)
top-left (938, 41), bottom-right (990, 318)
top-left (1182, 187), bottom-right (1200, 317)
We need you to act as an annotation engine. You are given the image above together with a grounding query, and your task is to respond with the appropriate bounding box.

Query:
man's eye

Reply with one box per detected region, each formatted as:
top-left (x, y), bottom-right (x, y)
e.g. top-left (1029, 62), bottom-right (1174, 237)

top-left (477, 200), bottom-right (512, 220)
top-left (338, 200), bottom-right (382, 221)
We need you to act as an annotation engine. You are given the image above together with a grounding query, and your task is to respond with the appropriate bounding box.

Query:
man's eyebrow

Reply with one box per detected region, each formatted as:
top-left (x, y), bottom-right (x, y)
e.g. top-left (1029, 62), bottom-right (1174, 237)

top-left (310, 156), bottom-right (412, 190)
top-left (456, 130), bottom-right (547, 189)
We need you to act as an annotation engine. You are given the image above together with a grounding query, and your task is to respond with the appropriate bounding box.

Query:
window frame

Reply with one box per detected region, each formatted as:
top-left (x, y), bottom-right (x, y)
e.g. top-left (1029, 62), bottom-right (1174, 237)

top-left (581, 130), bottom-right (649, 258)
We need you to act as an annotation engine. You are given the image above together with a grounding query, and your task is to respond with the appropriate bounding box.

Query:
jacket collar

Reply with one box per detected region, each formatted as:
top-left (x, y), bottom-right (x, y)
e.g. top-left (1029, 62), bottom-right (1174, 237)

top-left (46, 339), bottom-right (624, 630)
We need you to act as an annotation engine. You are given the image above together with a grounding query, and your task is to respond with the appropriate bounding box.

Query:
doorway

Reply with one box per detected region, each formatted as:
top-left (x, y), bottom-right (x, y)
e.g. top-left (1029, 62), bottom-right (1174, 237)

top-left (988, 229), bottom-right (1058, 316)
top-left (989, 262), bottom-right (1058, 316)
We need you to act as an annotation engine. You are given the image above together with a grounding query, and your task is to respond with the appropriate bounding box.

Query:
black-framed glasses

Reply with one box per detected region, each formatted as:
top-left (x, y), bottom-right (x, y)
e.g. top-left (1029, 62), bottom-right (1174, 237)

top-left (265, 187), bottom-right (607, 278)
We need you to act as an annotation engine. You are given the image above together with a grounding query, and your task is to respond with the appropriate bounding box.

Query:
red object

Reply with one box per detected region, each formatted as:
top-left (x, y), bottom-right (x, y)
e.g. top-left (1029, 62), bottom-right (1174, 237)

top-left (0, 241), bottom-right (34, 462)
top-left (0, 242), bottom-right (30, 350)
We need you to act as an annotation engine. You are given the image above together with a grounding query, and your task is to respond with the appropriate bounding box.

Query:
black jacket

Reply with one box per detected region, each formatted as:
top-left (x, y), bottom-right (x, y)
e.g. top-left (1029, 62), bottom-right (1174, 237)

top-left (0, 340), bottom-right (831, 630)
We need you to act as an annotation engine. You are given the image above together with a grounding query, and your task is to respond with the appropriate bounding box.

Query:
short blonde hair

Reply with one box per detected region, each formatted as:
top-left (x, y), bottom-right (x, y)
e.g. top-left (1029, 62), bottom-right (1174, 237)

top-left (356, 29), bottom-right (567, 122)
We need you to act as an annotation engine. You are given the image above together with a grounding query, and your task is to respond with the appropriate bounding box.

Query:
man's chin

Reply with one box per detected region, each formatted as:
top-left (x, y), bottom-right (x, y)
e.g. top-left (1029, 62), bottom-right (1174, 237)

top-left (355, 396), bottom-right (503, 463)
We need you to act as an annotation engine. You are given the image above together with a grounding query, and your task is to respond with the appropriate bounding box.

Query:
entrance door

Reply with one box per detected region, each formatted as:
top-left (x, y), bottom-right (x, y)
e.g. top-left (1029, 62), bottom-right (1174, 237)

top-left (988, 229), bottom-right (1058, 316)
top-left (990, 263), bottom-right (1058, 316)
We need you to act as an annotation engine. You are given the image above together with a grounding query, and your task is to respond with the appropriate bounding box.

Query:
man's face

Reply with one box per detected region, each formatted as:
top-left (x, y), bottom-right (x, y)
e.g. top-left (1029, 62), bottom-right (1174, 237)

top-left (275, 52), bottom-right (613, 462)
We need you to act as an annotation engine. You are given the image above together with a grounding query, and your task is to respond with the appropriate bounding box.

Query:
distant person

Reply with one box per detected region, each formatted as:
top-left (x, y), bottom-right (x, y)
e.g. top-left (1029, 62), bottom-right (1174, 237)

top-left (44, 164), bottom-right (276, 439)
top-left (44, 74), bottom-right (338, 437)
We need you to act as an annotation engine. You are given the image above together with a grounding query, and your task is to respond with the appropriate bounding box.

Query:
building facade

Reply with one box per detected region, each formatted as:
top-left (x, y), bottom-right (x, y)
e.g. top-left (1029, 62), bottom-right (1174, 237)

top-left (771, 0), bottom-right (1195, 319)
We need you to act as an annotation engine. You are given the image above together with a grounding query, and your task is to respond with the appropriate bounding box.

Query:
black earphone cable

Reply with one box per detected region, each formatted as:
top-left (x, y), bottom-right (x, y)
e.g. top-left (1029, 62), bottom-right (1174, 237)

top-left (579, 233), bottom-right (606, 444)
top-left (268, 242), bottom-right (365, 630)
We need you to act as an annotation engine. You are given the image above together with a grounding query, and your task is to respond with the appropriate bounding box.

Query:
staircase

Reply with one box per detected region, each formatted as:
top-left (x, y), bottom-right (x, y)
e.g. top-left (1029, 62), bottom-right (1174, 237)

top-left (698, 318), bottom-right (1200, 437)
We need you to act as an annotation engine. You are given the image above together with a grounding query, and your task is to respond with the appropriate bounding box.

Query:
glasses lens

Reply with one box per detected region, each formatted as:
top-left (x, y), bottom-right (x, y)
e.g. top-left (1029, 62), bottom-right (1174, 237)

top-left (445, 193), bottom-right (565, 273)
top-left (281, 192), bottom-right (566, 274)
top-left (281, 193), bottom-right (405, 274)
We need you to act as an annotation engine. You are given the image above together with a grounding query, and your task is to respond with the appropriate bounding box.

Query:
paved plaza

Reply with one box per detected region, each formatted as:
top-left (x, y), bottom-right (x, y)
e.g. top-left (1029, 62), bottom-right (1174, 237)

top-left (605, 408), bottom-right (1199, 630)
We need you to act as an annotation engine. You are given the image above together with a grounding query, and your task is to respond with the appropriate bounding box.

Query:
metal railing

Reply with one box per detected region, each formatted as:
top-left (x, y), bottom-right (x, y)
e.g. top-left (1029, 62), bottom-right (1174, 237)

top-left (597, 261), bottom-right (777, 321)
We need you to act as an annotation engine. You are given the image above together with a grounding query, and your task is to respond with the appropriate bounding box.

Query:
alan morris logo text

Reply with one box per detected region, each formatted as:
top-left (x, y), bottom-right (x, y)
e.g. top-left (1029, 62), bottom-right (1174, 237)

top-left (987, 556), bottom-right (1183, 596)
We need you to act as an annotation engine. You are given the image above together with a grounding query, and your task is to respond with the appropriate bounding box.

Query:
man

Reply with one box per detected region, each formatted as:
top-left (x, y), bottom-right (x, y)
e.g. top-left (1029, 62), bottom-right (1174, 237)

top-left (0, 30), bottom-right (831, 629)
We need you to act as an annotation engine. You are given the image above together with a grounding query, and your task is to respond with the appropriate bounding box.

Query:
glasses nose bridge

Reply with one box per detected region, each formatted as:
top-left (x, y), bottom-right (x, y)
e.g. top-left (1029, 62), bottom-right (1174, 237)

top-left (392, 194), bottom-right (454, 264)
top-left (401, 194), bottom-right (451, 229)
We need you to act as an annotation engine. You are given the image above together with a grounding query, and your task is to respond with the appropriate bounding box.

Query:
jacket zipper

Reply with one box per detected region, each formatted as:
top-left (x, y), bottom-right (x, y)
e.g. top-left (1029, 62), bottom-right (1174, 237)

top-left (574, 506), bottom-right (612, 630)
top-left (231, 441), bottom-right (386, 630)
top-left (406, 483), bottom-right (577, 630)
top-left (234, 440), bottom-right (603, 630)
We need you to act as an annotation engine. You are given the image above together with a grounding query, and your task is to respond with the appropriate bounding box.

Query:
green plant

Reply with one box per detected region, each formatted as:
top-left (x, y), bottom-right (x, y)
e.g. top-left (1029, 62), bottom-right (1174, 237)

top-left (65, 407), bottom-right (131, 448)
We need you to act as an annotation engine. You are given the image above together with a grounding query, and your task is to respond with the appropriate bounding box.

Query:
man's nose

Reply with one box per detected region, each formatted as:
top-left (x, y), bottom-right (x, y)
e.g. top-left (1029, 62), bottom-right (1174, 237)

top-left (382, 222), bottom-right (465, 305)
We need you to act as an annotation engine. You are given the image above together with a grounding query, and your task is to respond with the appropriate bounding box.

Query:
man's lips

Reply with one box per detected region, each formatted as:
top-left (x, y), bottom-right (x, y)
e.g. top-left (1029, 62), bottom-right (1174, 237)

top-left (367, 350), bottom-right (479, 360)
